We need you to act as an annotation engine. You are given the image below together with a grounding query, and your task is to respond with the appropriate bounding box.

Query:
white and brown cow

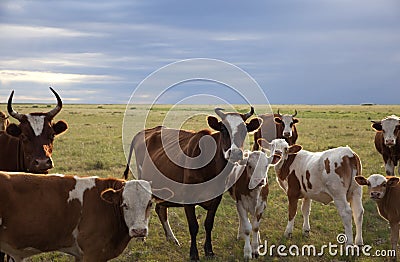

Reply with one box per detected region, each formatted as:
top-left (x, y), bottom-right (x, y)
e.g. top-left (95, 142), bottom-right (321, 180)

top-left (262, 139), bottom-right (364, 245)
top-left (372, 115), bottom-right (400, 176)
top-left (253, 110), bottom-right (299, 150)
top-left (0, 112), bottom-right (9, 131)
top-left (0, 172), bottom-right (153, 262)
top-left (355, 174), bottom-right (399, 259)
top-left (228, 140), bottom-right (281, 259)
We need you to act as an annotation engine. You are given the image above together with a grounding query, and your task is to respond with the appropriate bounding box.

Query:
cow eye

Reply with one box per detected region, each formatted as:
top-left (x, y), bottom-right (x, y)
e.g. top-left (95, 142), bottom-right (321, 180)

top-left (382, 183), bottom-right (386, 187)
top-left (121, 202), bottom-right (128, 209)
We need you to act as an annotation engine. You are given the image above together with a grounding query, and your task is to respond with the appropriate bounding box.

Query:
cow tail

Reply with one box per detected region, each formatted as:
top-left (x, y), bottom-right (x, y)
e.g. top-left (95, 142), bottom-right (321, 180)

top-left (123, 136), bottom-right (136, 180)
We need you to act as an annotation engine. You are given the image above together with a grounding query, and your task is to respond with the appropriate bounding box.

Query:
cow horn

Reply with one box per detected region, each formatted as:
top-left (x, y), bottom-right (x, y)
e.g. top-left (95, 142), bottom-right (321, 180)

top-left (292, 110), bottom-right (298, 118)
top-left (46, 87), bottom-right (63, 119)
top-left (7, 90), bottom-right (24, 121)
top-left (277, 109), bottom-right (282, 117)
top-left (214, 108), bottom-right (226, 119)
top-left (242, 106), bottom-right (254, 120)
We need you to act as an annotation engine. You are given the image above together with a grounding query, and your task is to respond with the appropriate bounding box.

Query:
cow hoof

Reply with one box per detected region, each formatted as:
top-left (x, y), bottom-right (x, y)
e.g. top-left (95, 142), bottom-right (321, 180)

top-left (303, 230), bottom-right (310, 237)
top-left (284, 232), bottom-right (292, 239)
top-left (205, 251), bottom-right (215, 259)
top-left (252, 252), bottom-right (259, 259)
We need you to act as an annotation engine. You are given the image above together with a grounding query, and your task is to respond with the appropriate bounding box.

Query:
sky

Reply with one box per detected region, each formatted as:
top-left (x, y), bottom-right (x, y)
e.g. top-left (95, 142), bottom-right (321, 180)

top-left (0, 0), bottom-right (399, 105)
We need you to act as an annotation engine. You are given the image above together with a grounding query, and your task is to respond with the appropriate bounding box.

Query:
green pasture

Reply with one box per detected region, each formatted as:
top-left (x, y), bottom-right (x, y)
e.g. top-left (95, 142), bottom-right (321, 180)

top-left (3, 104), bottom-right (400, 261)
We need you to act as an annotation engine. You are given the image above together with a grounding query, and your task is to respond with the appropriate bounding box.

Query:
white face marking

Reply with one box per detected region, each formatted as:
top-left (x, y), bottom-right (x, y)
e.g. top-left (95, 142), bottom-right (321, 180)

top-left (224, 114), bottom-right (245, 148)
top-left (67, 176), bottom-right (97, 205)
top-left (122, 180), bottom-right (153, 237)
top-left (281, 115), bottom-right (294, 137)
top-left (26, 114), bottom-right (45, 136)
top-left (367, 174), bottom-right (387, 188)
top-left (381, 116), bottom-right (400, 145)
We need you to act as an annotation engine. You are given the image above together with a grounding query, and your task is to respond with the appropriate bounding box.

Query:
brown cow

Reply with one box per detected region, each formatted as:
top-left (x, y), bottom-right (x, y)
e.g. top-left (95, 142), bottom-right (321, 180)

top-left (253, 109), bottom-right (299, 150)
top-left (228, 140), bottom-right (281, 259)
top-left (0, 172), bottom-right (153, 262)
top-left (0, 87), bottom-right (68, 173)
top-left (0, 112), bottom-right (9, 132)
top-left (371, 115), bottom-right (400, 176)
top-left (355, 174), bottom-right (399, 259)
top-left (123, 107), bottom-right (262, 261)
top-left (262, 139), bottom-right (364, 245)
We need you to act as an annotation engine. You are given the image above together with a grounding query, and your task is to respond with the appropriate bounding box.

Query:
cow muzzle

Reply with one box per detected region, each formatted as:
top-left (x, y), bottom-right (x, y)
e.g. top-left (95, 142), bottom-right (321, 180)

top-left (130, 227), bottom-right (148, 238)
top-left (31, 157), bottom-right (53, 172)
top-left (283, 131), bottom-right (292, 138)
top-left (370, 191), bottom-right (383, 200)
top-left (385, 139), bottom-right (396, 147)
top-left (224, 148), bottom-right (243, 163)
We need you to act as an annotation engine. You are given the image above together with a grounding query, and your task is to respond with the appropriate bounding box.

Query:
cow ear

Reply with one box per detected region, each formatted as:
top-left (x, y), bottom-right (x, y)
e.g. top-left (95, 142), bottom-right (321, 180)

top-left (387, 177), bottom-right (400, 187)
top-left (288, 144), bottom-right (302, 155)
top-left (371, 121), bottom-right (382, 131)
top-left (6, 123), bottom-right (21, 137)
top-left (246, 118), bottom-right (262, 132)
top-left (207, 116), bottom-right (222, 131)
top-left (274, 117), bottom-right (283, 124)
top-left (53, 120), bottom-right (68, 135)
top-left (101, 188), bottom-right (123, 204)
top-left (354, 176), bottom-right (369, 186)
top-left (257, 138), bottom-right (272, 151)
top-left (293, 118), bottom-right (299, 124)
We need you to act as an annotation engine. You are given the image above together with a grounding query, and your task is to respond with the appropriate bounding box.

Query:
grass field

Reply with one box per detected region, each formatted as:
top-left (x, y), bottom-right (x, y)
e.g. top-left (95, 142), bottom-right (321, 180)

top-left (4, 104), bottom-right (400, 261)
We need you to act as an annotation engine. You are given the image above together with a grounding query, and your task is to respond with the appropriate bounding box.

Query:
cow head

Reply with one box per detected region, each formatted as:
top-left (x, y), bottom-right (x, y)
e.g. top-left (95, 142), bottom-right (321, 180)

top-left (241, 147), bottom-right (281, 190)
top-left (207, 106), bottom-right (262, 163)
top-left (371, 115), bottom-right (400, 147)
top-left (355, 174), bottom-right (400, 200)
top-left (0, 111), bottom-right (9, 131)
top-left (6, 87), bottom-right (68, 173)
top-left (259, 138), bottom-right (302, 163)
top-left (274, 109), bottom-right (299, 138)
top-left (101, 180), bottom-right (153, 238)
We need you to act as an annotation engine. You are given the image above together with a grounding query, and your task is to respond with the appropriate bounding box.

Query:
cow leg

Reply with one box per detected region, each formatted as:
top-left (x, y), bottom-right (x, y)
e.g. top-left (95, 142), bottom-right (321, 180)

top-left (236, 201), bottom-right (252, 260)
top-left (203, 197), bottom-right (222, 258)
top-left (155, 204), bottom-right (180, 246)
top-left (350, 188), bottom-right (364, 246)
top-left (251, 200), bottom-right (267, 258)
top-left (184, 204), bottom-right (199, 261)
top-left (284, 196), bottom-right (298, 238)
top-left (385, 159), bottom-right (395, 176)
top-left (390, 221), bottom-right (399, 259)
top-left (301, 198), bottom-right (311, 236)
top-left (333, 197), bottom-right (353, 244)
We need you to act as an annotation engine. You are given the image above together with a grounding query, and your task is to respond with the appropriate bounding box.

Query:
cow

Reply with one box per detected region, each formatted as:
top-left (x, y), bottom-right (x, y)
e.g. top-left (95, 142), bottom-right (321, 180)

top-left (123, 107), bottom-right (262, 261)
top-left (355, 174), bottom-right (399, 260)
top-left (371, 115), bottom-right (400, 176)
top-left (0, 171), bottom-right (153, 262)
top-left (228, 139), bottom-right (281, 259)
top-left (253, 109), bottom-right (299, 150)
top-left (0, 87), bottom-right (68, 173)
top-left (261, 139), bottom-right (364, 245)
top-left (0, 112), bottom-right (9, 131)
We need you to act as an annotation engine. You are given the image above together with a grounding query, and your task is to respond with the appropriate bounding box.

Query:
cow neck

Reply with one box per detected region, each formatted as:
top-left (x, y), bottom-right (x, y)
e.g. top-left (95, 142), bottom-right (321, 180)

top-left (276, 154), bottom-right (297, 181)
top-left (17, 138), bottom-right (25, 171)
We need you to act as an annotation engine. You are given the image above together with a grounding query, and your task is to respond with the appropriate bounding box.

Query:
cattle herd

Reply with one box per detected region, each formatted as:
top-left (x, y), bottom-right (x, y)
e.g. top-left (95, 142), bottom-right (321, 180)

top-left (0, 88), bottom-right (399, 261)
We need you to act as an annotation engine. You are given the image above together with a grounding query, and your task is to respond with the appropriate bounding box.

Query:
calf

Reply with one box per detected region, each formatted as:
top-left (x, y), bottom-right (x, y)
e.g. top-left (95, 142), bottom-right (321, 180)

top-left (0, 112), bottom-right (9, 131)
top-left (0, 172), bottom-right (153, 262)
top-left (355, 174), bottom-right (400, 259)
top-left (262, 139), bottom-right (364, 245)
top-left (228, 140), bottom-right (281, 259)
top-left (371, 115), bottom-right (400, 176)
top-left (253, 110), bottom-right (299, 150)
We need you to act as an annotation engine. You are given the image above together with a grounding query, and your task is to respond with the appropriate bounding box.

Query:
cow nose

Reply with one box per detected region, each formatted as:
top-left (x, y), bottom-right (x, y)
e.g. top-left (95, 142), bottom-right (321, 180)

top-left (283, 132), bottom-right (291, 137)
top-left (34, 158), bottom-right (53, 170)
top-left (228, 149), bottom-right (243, 163)
top-left (370, 191), bottom-right (381, 199)
top-left (130, 228), bottom-right (148, 238)
top-left (385, 139), bottom-right (395, 146)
